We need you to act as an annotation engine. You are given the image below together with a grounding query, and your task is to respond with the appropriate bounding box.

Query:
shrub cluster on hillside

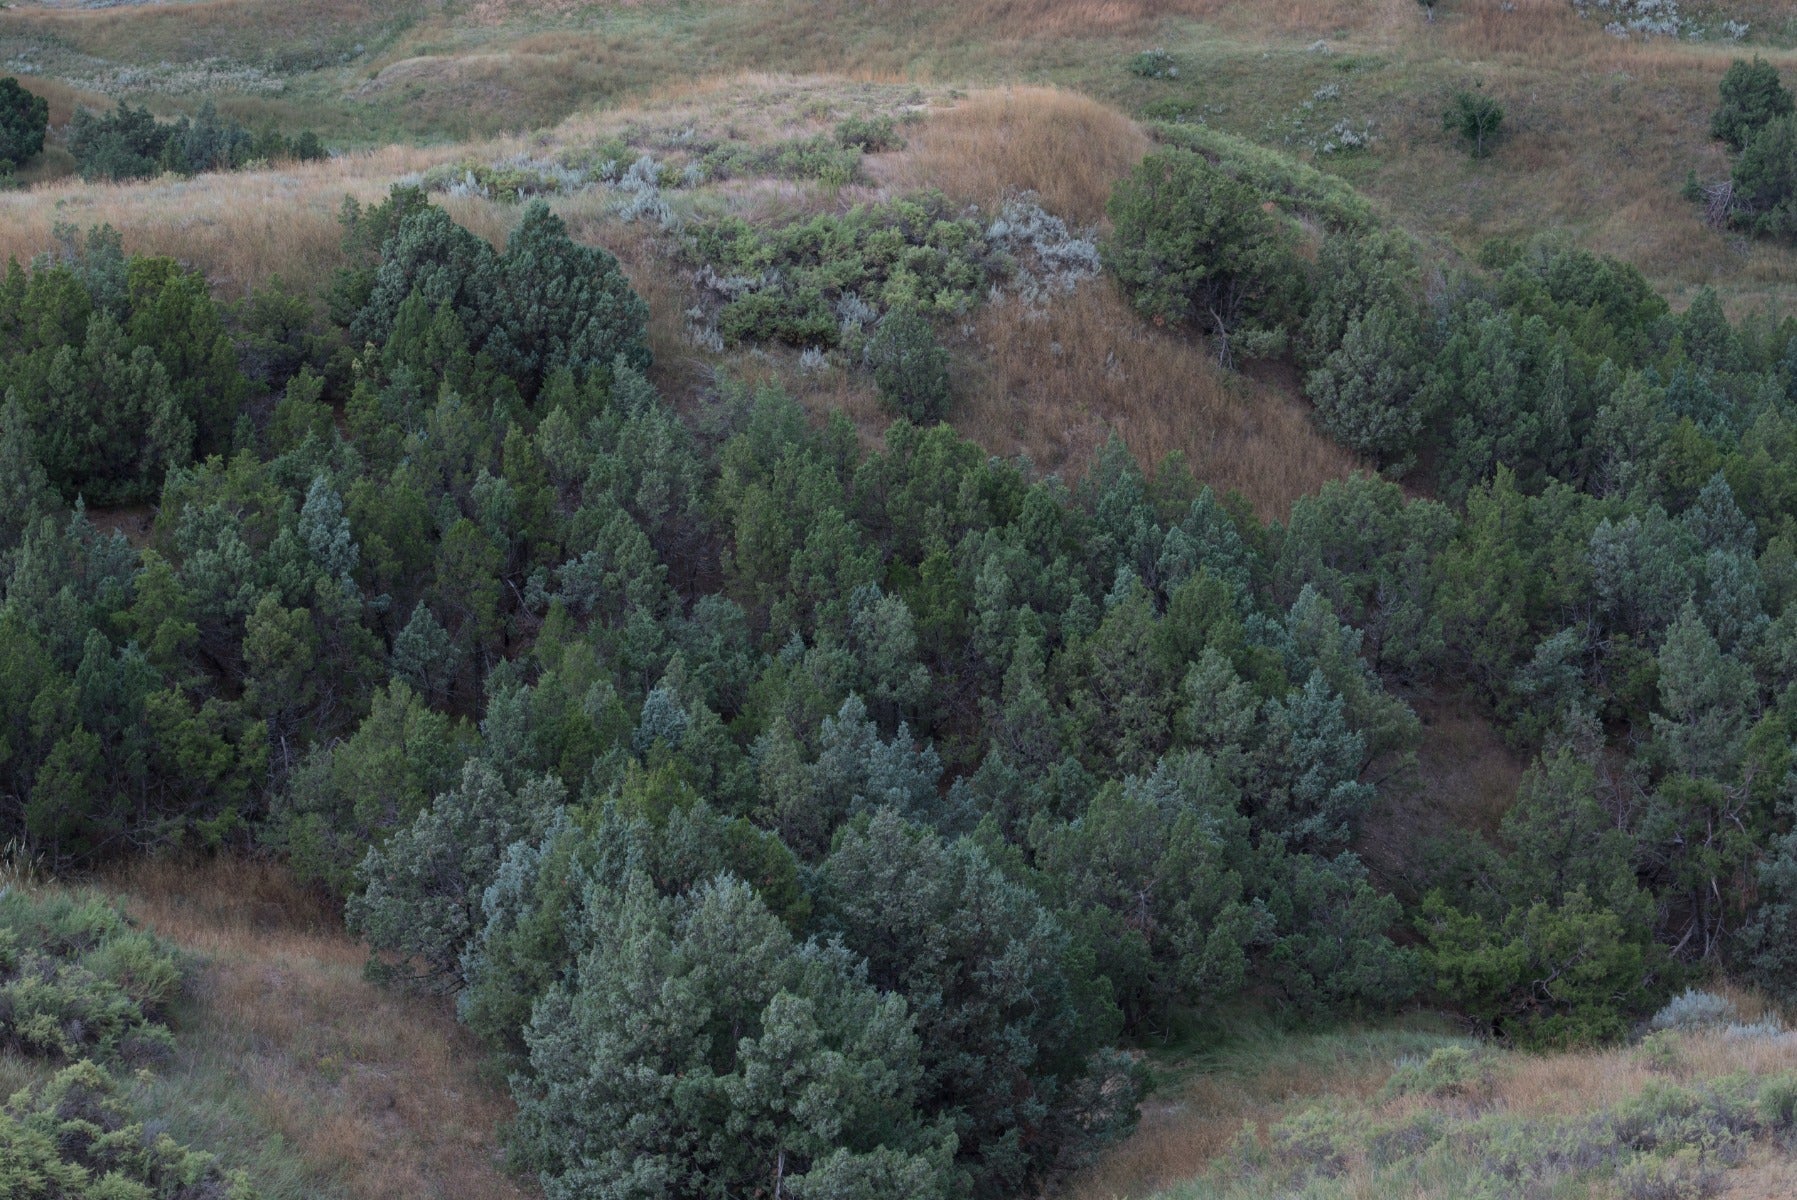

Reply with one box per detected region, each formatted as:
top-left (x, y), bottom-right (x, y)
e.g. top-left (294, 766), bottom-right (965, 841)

top-left (0, 888), bottom-right (256, 1199)
top-left (67, 100), bottom-right (325, 183)
top-left (1175, 1024), bottom-right (1797, 1200)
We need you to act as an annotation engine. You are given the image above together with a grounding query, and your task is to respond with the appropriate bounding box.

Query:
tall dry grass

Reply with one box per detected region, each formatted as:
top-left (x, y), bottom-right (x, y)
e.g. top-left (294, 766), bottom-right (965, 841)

top-left (1444, 0), bottom-right (1603, 59)
top-left (105, 856), bottom-right (535, 1200)
top-left (959, 284), bottom-right (1359, 518)
top-left (0, 144), bottom-right (490, 293)
top-left (1059, 1021), bottom-right (1460, 1200)
top-left (877, 87), bottom-right (1150, 225)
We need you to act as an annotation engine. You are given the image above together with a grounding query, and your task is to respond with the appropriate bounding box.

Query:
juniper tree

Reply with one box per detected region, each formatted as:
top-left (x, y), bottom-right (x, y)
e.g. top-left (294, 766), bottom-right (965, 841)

top-left (0, 76), bottom-right (48, 169)
top-left (1105, 148), bottom-right (1301, 365)
top-left (819, 810), bottom-right (1138, 1197)
top-left (511, 873), bottom-right (962, 1200)
top-left (347, 758), bottom-right (563, 991)
top-left (1711, 57), bottom-right (1794, 153)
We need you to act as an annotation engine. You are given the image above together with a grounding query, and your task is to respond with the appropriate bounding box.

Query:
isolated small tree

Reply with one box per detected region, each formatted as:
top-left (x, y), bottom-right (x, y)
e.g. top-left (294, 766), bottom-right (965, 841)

top-left (0, 77), bottom-right (49, 169)
top-left (1445, 89), bottom-right (1505, 159)
top-left (1711, 57), bottom-right (1794, 153)
top-left (1105, 148), bottom-right (1300, 365)
top-left (866, 307), bottom-right (952, 422)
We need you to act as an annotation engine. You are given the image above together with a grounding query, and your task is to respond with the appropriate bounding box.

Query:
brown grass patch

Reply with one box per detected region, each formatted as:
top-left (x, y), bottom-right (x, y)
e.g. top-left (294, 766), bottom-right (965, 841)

top-left (6, 73), bottom-right (110, 129)
top-left (877, 87), bottom-right (1149, 225)
top-left (1445, 0), bottom-right (1604, 59)
top-left (105, 856), bottom-right (535, 1200)
top-left (0, 144), bottom-right (493, 293)
top-left (958, 283), bottom-right (1359, 519)
top-left (940, 0), bottom-right (1224, 38)
top-left (1059, 1023), bottom-right (1444, 1200)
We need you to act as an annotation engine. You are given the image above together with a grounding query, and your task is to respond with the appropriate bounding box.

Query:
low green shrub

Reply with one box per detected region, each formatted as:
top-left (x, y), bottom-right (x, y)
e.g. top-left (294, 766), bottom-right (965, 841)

top-left (0, 889), bottom-right (183, 1066)
top-left (1444, 89), bottom-right (1505, 159)
top-left (0, 1059), bottom-right (258, 1199)
top-left (1379, 1044), bottom-right (1493, 1101)
top-left (835, 114), bottom-right (905, 152)
top-left (700, 134), bottom-right (863, 186)
top-left (685, 191), bottom-right (998, 347)
top-left (1128, 48), bottom-right (1179, 79)
top-left (1148, 121), bottom-right (1374, 230)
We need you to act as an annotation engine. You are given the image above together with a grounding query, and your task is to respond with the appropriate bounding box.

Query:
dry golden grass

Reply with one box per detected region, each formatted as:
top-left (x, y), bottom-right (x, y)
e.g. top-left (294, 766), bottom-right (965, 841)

top-left (1060, 1022), bottom-right (1451, 1200)
top-left (103, 856), bottom-right (535, 1200)
top-left (876, 87), bottom-right (1150, 225)
top-left (959, 284), bottom-right (1359, 518)
top-left (1064, 1009), bottom-right (1797, 1200)
top-left (0, 144), bottom-right (496, 293)
top-left (1443, 0), bottom-right (1606, 59)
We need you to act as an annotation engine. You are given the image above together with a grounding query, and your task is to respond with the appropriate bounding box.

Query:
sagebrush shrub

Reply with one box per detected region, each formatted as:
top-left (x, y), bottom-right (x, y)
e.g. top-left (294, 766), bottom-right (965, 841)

top-left (1649, 988), bottom-right (1737, 1032)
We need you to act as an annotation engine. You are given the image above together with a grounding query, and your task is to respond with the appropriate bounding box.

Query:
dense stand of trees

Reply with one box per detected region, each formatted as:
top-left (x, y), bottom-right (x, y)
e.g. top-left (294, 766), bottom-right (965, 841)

top-left (6, 73), bottom-right (1797, 1192)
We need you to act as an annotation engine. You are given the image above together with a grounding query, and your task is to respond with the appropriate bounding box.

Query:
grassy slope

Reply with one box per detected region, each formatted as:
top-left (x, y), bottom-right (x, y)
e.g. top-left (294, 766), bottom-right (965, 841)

top-left (1056, 990), bottom-right (1797, 1200)
top-left (109, 858), bottom-right (534, 1200)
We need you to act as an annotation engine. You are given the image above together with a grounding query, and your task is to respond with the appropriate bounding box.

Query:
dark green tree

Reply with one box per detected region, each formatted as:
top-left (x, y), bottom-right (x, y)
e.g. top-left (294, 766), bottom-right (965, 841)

top-left (512, 874), bottom-right (962, 1200)
top-left (0, 77), bottom-right (48, 169)
top-left (1105, 148), bottom-right (1301, 365)
top-left (818, 810), bottom-right (1138, 1196)
top-left (866, 307), bottom-right (952, 423)
top-left (1711, 57), bottom-right (1794, 152)
top-left (487, 201), bottom-right (651, 391)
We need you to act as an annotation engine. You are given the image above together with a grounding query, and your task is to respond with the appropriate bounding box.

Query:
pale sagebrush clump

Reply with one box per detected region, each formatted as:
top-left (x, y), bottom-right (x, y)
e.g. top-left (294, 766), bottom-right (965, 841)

top-left (610, 153), bottom-right (677, 227)
top-left (1571, 0), bottom-right (1749, 40)
top-left (984, 193), bottom-right (1102, 309)
top-left (1284, 83), bottom-right (1376, 156)
top-left (1646, 989), bottom-right (1791, 1041)
top-left (8, 48), bottom-right (289, 96)
top-left (1648, 988), bottom-right (1739, 1032)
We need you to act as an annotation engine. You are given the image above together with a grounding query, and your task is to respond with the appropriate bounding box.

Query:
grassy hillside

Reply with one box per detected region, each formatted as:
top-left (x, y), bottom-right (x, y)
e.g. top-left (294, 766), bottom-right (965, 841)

top-left (1051, 988), bottom-right (1797, 1200)
top-left (0, 855), bottom-right (531, 1200)
top-left (5, 0), bottom-right (1795, 300)
top-left (4, 0), bottom-right (1795, 508)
